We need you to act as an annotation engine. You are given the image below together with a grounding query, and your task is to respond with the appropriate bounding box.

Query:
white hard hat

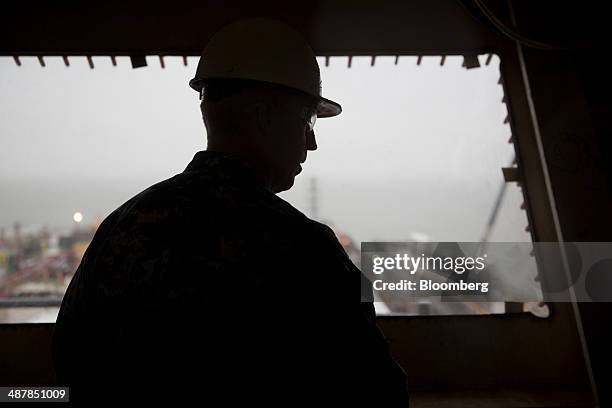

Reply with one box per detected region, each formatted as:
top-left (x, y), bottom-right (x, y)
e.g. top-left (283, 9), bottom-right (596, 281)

top-left (189, 18), bottom-right (342, 118)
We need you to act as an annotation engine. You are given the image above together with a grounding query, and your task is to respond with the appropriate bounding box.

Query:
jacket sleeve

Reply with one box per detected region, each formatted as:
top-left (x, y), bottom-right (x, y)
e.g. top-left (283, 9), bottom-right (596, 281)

top-left (309, 222), bottom-right (410, 406)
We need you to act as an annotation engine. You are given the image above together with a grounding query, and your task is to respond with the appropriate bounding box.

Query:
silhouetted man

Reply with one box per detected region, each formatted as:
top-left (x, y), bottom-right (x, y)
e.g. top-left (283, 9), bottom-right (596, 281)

top-left (53, 18), bottom-right (408, 405)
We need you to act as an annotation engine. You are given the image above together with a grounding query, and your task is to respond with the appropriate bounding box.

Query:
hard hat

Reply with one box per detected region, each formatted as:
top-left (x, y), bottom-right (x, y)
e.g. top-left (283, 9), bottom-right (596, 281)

top-left (189, 18), bottom-right (342, 118)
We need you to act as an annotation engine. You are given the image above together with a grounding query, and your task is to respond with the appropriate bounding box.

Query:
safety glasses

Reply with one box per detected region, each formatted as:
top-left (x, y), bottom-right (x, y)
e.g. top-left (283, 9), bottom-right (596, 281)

top-left (199, 88), bottom-right (317, 131)
top-left (301, 109), bottom-right (317, 132)
top-left (282, 105), bottom-right (317, 132)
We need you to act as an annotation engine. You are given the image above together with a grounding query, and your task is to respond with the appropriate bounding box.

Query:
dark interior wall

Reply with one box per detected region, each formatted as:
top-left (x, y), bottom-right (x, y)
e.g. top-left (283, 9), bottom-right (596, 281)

top-left (521, 47), bottom-right (612, 408)
top-left (1, 0), bottom-right (610, 404)
top-left (573, 53), bottom-right (612, 406)
top-left (1, 0), bottom-right (502, 56)
top-left (0, 315), bottom-right (593, 393)
top-left (510, 4), bottom-right (612, 405)
top-left (0, 324), bottom-right (55, 386)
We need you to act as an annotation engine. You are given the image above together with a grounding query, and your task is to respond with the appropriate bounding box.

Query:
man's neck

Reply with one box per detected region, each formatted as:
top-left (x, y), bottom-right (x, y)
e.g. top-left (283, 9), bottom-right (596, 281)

top-left (205, 144), bottom-right (276, 193)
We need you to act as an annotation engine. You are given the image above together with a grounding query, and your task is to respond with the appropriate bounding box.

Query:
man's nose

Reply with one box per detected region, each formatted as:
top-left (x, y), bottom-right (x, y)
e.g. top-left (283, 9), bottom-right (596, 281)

top-left (306, 130), bottom-right (318, 151)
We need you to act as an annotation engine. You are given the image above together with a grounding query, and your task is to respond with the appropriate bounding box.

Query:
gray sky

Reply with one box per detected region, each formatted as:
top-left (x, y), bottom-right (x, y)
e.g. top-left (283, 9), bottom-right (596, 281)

top-left (0, 54), bottom-right (530, 243)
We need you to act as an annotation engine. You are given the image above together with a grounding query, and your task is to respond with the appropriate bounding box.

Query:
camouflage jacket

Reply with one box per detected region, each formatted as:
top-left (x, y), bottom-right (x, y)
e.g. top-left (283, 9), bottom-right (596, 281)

top-left (53, 150), bottom-right (408, 405)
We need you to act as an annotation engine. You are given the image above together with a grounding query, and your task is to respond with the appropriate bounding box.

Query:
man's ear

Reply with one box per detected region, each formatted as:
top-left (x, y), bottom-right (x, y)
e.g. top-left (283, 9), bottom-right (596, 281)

top-left (251, 100), bottom-right (273, 139)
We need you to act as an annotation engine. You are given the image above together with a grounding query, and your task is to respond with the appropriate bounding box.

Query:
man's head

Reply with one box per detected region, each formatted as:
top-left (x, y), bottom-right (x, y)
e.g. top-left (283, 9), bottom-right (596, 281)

top-left (190, 18), bottom-right (342, 193)
top-left (201, 78), bottom-right (319, 192)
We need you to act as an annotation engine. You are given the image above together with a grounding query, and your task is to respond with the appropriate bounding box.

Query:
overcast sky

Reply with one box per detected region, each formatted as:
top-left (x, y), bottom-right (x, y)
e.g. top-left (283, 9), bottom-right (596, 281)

top-left (0, 54), bottom-right (531, 243)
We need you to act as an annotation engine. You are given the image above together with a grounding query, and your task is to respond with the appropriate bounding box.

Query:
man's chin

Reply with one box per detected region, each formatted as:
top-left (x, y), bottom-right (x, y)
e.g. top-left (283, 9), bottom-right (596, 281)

top-left (273, 174), bottom-right (297, 193)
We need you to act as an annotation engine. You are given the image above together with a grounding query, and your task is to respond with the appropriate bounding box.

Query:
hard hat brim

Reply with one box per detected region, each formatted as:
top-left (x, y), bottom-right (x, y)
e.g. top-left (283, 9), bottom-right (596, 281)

top-left (317, 96), bottom-right (342, 118)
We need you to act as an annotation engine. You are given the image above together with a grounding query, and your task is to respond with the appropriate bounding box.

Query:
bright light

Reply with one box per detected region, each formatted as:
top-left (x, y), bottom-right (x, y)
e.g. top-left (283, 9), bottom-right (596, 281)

top-left (73, 212), bottom-right (83, 223)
